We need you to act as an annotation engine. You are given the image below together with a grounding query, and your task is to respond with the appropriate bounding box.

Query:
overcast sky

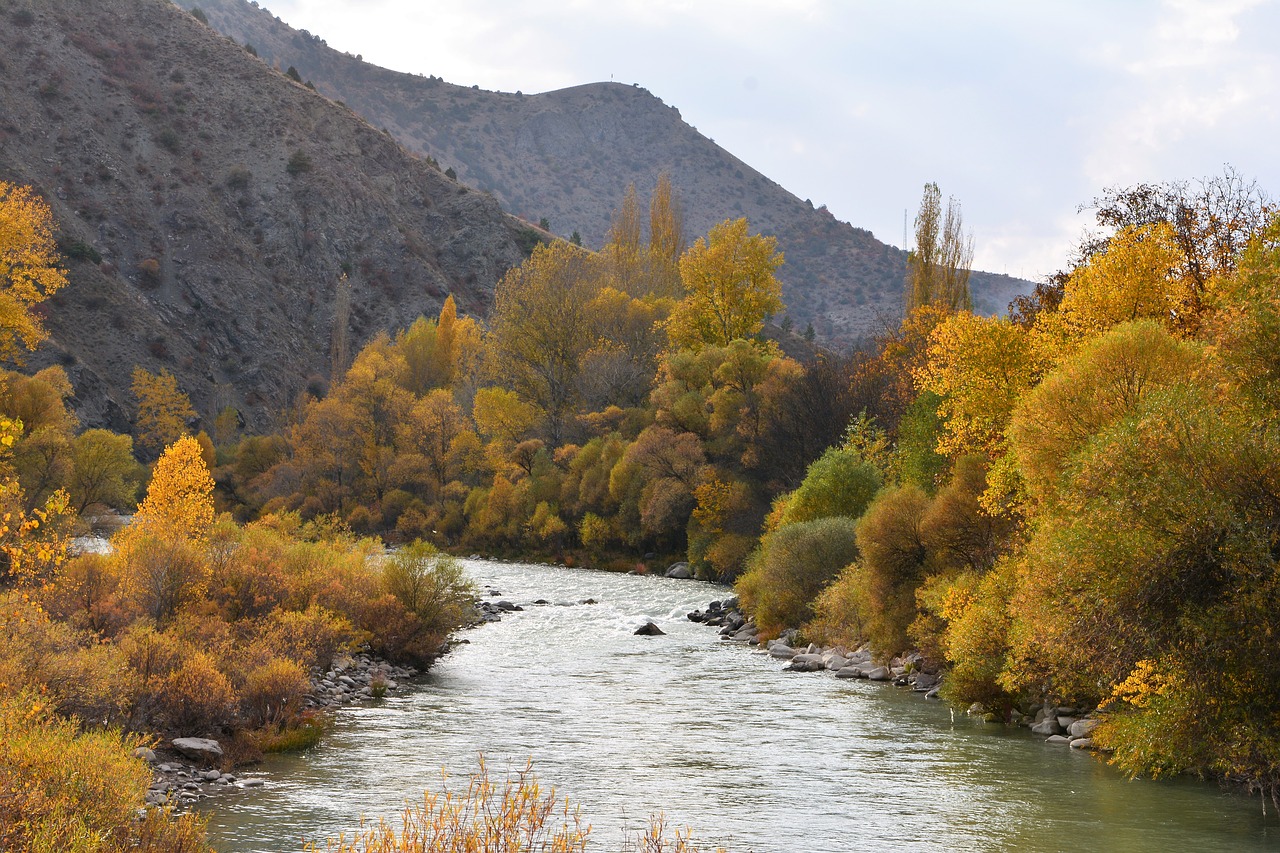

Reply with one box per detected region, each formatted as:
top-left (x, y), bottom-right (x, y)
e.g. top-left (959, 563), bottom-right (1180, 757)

top-left (263, 0), bottom-right (1279, 281)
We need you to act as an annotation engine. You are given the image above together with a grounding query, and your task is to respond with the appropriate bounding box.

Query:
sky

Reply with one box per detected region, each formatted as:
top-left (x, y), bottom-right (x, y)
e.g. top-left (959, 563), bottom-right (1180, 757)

top-left (263, 0), bottom-right (1280, 282)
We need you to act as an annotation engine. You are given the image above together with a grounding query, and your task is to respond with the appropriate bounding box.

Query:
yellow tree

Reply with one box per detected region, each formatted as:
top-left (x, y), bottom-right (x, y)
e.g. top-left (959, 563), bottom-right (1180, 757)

top-left (133, 434), bottom-right (215, 541)
top-left (131, 366), bottom-right (196, 457)
top-left (486, 241), bottom-right (597, 443)
top-left (668, 218), bottom-right (784, 351)
top-left (115, 436), bottom-right (215, 624)
top-left (0, 182), bottom-right (68, 364)
top-left (914, 312), bottom-right (1051, 459)
top-left (1052, 222), bottom-right (1196, 341)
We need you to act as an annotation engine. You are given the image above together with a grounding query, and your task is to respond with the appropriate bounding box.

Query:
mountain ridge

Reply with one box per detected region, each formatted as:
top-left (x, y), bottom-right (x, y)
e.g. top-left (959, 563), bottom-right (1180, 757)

top-left (182, 0), bottom-right (1031, 346)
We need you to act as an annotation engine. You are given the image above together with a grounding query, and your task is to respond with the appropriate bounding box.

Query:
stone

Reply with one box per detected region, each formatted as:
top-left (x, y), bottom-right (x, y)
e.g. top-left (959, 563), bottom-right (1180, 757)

top-left (834, 666), bottom-right (862, 679)
top-left (496, 600), bottom-right (521, 612)
top-left (767, 644), bottom-right (797, 660)
top-left (865, 666), bottom-right (891, 681)
top-left (241, 779), bottom-right (265, 788)
top-left (337, 675), bottom-right (357, 688)
top-left (133, 747), bottom-right (157, 763)
top-left (1030, 719), bottom-right (1063, 736)
top-left (787, 654), bottom-right (826, 672)
top-left (665, 562), bottom-right (692, 579)
top-left (1070, 738), bottom-right (1095, 750)
top-left (1057, 716), bottom-right (1078, 731)
top-left (203, 769), bottom-right (221, 781)
top-left (634, 621), bottom-right (665, 636)
top-left (1069, 718), bottom-right (1099, 739)
top-left (171, 738), bottom-right (223, 763)
top-left (1045, 735), bottom-right (1072, 745)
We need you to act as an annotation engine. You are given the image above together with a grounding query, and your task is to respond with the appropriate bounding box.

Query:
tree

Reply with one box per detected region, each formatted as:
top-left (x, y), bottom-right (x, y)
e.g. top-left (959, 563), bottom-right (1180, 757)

top-left (486, 241), bottom-right (597, 443)
top-left (668, 218), bottom-right (784, 350)
top-left (904, 182), bottom-right (973, 314)
top-left (131, 367), bottom-right (195, 457)
top-left (0, 183), bottom-right (68, 364)
top-left (68, 429), bottom-right (139, 512)
top-left (915, 312), bottom-right (1050, 459)
top-left (1080, 166), bottom-right (1271, 295)
top-left (132, 435), bottom-right (216, 541)
top-left (647, 172), bottom-right (685, 297)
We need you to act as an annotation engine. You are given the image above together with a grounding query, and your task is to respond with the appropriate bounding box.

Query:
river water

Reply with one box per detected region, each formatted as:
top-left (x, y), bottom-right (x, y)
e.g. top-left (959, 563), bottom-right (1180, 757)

top-left (204, 559), bottom-right (1276, 852)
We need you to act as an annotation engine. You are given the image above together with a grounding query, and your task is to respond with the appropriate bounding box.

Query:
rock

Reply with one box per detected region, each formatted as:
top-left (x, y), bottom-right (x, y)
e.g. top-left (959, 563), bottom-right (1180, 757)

top-left (767, 644), bottom-right (796, 660)
top-left (337, 675), bottom-right (357, 688)
top-left (1069, 718), bottom-right (1099, 739)
top-left (171, 738), bottom-right (223, 763)
top-left (202, 769), bottom-right (221, 781)
top-left (665, 562), bottom-right (692, 579)
top-left (634, 621), bottom-right (665, 636)
top-left (825, 655), bottom-right (849, 671)
top-left (1070, 737), bottom-right (1095, 750)
top-left (496, 600), bottom-right (522, 612)
top-left (1057, 716), bottom-right (1078, 731)
top-left (241, 778), bottom-right (265, 788)
top-left (924, 686), bottom-right (942, 700)
top-left (913, 672), bottom-right (939, 691)
top-left (1046, 735), bottom-right (1072, 745)
top-left (1030, 719), bottom-right (1063, 736)
top-left (834, 666), bottom-right (862, 679)
top-left (865, 666), bottom-right (891, 681)
top-left (133, 747), bottom-right (157, 763)
top-left (788, 653), bottom-right (826, 672)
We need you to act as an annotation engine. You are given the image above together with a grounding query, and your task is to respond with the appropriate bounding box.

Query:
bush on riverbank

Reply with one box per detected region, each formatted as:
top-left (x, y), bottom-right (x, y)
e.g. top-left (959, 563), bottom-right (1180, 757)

top-left (0, 689), bottom-right (210, 853)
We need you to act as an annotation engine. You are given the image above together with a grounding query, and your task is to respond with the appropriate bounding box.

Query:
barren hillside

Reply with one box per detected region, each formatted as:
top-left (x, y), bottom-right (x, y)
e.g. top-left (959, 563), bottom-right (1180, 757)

top-left (0, 0), bottom-right (532, 431)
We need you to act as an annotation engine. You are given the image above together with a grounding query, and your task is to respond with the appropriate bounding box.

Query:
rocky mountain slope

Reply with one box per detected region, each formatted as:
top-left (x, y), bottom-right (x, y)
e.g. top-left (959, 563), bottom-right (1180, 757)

top-left (0, 0), bottom-right (532, 431)
top-left (185, 0), bottom-right (1030, 345)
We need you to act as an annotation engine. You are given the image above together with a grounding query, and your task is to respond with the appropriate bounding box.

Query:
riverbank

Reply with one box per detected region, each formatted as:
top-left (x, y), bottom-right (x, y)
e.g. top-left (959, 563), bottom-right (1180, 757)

top-left (688, 595), bottom-right (1104, 751)
top-left (140, 650), bottom-right (421, 811)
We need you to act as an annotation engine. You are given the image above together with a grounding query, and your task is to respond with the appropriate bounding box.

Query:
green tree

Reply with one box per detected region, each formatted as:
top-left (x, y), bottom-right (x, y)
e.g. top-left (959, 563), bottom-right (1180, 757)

top-left (69, 429), bottom-right (139, 512)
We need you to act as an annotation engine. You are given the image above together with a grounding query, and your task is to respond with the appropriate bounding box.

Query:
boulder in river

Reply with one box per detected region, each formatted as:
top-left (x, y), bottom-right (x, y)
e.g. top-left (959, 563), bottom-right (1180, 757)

top-left (665, 562), bottom-right (693, 579)
top-left (171, 737), bottom-right (223, 763)
top-left (634, 621), bottom-right (666, 636)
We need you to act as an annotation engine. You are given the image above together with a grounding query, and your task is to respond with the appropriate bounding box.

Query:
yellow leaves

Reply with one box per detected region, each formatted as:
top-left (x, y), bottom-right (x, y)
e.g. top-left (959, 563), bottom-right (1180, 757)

top-left (131, 435), bottom-right (215, 542)
top-left (1057, 222), bottom-right (1197, 342)
top-left (130, 366), bottom-right (196, 456)
top-left (668, 218), bottom-right (783, 351)
top-left (914, 312), bottom-right (1053, 459)
top-left (1106, 659), bottom-right (1178, 710)
top-left (0, 182), bottom-right (68, 365)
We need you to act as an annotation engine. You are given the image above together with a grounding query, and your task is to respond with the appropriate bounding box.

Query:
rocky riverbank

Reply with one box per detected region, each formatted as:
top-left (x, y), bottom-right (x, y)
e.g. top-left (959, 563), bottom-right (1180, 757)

top-left (689, 597), bottom-right (1103, 752)
top-left (139, 651), bottom-right (420, 809)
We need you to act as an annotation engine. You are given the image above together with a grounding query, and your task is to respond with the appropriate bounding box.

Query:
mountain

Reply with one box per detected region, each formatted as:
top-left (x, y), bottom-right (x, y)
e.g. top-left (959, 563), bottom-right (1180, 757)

top-left (182, 0), bottom-right (1031, 346)
top-left (0, 0), bottom-right (533, 432)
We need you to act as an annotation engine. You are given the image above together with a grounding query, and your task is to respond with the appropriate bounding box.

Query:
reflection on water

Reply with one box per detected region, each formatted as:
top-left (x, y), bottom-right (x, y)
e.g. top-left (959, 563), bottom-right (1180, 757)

top-left (204, 560), bottom-right (1276, 852)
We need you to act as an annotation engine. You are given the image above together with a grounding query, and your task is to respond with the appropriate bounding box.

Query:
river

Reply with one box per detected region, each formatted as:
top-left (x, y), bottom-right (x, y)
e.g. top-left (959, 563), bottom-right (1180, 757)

top-left (203, 559), bottom-right (1276, 852)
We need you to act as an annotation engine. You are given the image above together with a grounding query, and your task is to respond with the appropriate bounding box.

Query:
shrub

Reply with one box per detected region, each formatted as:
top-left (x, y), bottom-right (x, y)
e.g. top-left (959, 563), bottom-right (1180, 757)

top-left (287, 150), bottom-right (313, 176)
top-left (852, 484), bottom-right (930, 656)
top-left (152, 650), bottom-right (237, 736)
top-left (240, 656), bottom-right (309, 728)
top-left (382, 541), bottom-right (474, 640)
top-left (780, 445), bottom-right (882, 525)
top-left (0, 690), bottom-right (211, 853)
top-left (736, 516), bottom-right (860, 639)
